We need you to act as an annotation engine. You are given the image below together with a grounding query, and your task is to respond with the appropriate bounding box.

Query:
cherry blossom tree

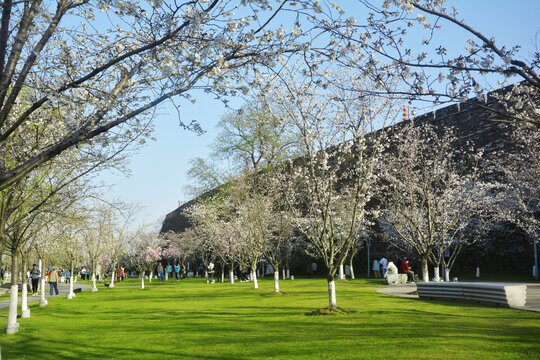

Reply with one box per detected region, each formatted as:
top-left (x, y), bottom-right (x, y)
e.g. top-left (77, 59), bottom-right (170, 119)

top-left (328, 1), bottom-right (539, 126)
top-left (102, 203), bottom-right (138, 288)
top-left (185, 198), bottom-right (236, 283)
top-left (378, 121), bottom-right (488, 281)
top-left (128, 230), bottom-right (163, 289)
top-left (161, 230), bottom-right (197, 278)
top-left (0, 0), bottom-right (353, 192)
top-left (269, 68), bottom-right (393, 309)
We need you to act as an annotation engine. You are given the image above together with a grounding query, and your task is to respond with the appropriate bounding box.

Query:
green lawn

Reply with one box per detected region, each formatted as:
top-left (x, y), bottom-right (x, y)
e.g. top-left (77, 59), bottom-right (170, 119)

top-left (1, 278), bottom-right (539, 359)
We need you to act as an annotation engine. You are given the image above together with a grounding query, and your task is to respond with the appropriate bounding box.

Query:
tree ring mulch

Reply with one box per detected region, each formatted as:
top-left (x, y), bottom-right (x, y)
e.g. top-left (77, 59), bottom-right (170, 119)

top-left (306, 307), bottom-right (353, 316)
top-left (261, 291), bottom-right (286, 296)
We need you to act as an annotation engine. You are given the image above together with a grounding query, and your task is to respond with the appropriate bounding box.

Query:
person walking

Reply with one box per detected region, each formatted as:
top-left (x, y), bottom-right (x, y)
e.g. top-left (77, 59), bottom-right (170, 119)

top-left (166, 264), bottom-right (172, 280)
top-left (29, 264), bottom-right (40, 296)
top-left (181, 263), bottom-right (186, 279)
top-left (372, 259), bottom-right (380, 279)
top-left (157, 262), bottom-right (164, 282)
top-left (49, 267), bottom-right (60, 295)
top-left (174, 264), bottom-right (180, 280)
top-left (379, 257), bottom-right (388, 278)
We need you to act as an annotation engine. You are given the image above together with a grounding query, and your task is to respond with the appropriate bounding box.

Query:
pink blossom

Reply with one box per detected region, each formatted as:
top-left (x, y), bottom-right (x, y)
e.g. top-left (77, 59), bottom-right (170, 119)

top-left (145, 246), bottom-right (162, 263)
top-left (162, 245), bottom-right (181, 259)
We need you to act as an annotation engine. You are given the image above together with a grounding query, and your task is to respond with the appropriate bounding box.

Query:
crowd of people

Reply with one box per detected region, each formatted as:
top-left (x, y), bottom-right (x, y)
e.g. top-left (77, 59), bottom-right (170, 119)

top-left (155, 262), bottom-right (187, 281)
top-left (373, 257), bottom-right (415, 283)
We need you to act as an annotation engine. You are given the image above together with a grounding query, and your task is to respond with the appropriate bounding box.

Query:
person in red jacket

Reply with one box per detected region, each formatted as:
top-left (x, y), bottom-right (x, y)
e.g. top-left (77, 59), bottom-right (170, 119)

top-left (400, 260), bottom-right (415, 283)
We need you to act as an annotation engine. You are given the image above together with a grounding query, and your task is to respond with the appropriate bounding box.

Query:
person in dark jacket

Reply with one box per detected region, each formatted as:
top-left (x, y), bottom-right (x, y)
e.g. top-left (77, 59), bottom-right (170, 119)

top-left (29, 264), bottom-right (41, 296)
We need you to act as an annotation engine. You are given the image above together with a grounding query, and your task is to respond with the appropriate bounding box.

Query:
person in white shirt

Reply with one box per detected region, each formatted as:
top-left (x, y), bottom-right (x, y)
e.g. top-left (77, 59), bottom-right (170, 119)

top-left (379, 257), bottom-right (388, 277)
top-left (207, 262), bottom-right (215, 283)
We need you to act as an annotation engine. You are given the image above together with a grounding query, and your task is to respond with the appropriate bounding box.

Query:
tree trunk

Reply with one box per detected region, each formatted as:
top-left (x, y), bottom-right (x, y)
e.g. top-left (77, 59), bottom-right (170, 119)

top-left (21, 255), bottom-right (30, 318)
top-left (349, 257), bottom-right (355, 280)
top-left (149, 270), bottom-right (153, 282)
top-left (221, 267), bottom-right (225, 283)
top-left (282, 268), bottom-right (286, 280)
top-left (39, 260), bottom-right (48, 307)
top-left (444, 268), bottom-right (450, 282)
top-left (327, 277), bottom-right (337, 308)
top-left (229, 269), bottom-right (234, 284)
top-left (252, 269), bottom-right (258, 289)
top-left (109, 262), bottom-right (116, 288)
top-left (91, 273), bottom-right (98, 292)
top-left (338, 263), bottom-right (345, 279)
top-left (5, 252), bottom-right (19, 334)
top-left (273, 270), bottom-right (280, 292)
top-left (421, 258), bottom-right (429, 282)
top-left (141, 274), bottom-right (145, 289)
top-left (433, 265), bottom-right (440, 282)
top-left (286, 269), bottom-right (290, 279)
top-left (68, 260), bottom-right (76, 299)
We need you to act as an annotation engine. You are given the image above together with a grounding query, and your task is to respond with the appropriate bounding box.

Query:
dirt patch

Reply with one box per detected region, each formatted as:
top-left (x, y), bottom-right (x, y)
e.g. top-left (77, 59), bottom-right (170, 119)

top-left (261, 291), bottom-right (286, 296)
top-left (307, 307), bottom-right (351, 316)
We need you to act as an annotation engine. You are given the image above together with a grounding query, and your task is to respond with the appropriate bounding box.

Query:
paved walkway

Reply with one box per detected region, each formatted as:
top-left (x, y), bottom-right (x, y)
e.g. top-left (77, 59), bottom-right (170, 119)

top-left (376, 282), bottom-right (540, 313)
top-left (0, 283), bottom-right (93, 310)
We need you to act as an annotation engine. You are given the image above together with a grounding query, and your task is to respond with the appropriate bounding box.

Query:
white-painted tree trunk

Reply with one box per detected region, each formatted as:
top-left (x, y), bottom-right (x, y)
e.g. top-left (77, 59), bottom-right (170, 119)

top-left (229, 269), bottom-right (234, 284)
top-left (421, 258), bottom-right (429, 282)
top-left (165, 271), bottom-right (168, 280)
top-left (327, 278), bottom-right (337, 308)
top-left (39, 278), bottom-right (48, 307)
top-left (286, 269), bottom-right (290, 279)
top-left (338, 264), bottom-right (345, 279)
top-left (433, 266), bottom-right (440, 282)
top-left (282, 269), bottom-right (286, 280)
top-left (141, 275), bottom-right (145, 289)
top-left (149, 270), bottom-right (153, 283)
top-left (109, 264), bottom-right (116, 288)
top-left (273, 270), bottom-right (280, 292)
top-left (444, 268), bottom-right (450, 282)
top-left (67, 275), bottom-right (75, 299)
top-left (252, 270), bottom-right (258, 289)
top-left (349, 258), bottom-right (355, 280)
top-left (68, 261), bottom-right (76, 299)
top-left (21, 256), bottom-right (30, 318)
top-left (221, 268), bottom-right (225, 283)
top-left (91, 273), bottom-right (98, 292)
top-left (21, 281), bottom-right (30, 318)
top-left (5, 254), bottom-right (19, 334)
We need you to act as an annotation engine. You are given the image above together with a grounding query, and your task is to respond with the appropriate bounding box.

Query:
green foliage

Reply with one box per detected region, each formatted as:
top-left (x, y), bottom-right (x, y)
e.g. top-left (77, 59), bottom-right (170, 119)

top-left (1, 278), bottom-right (539, 359)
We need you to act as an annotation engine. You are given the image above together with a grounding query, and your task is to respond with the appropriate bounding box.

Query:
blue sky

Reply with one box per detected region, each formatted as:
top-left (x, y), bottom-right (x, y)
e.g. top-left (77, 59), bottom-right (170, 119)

top-left (97, 0), bottom-right (540, 232)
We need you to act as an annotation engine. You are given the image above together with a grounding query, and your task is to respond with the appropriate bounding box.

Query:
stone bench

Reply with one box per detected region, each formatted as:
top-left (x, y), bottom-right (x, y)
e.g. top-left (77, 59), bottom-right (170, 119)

top-left (417, 282), bottom-right (527, 308)
top-left (386, 273), bottom-right (408, 285)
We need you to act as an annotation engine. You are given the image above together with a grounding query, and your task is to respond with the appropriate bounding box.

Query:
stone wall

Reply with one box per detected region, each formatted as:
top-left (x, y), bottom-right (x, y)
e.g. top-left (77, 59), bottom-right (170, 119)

top-left (160, 85), bottom-right (535, 275)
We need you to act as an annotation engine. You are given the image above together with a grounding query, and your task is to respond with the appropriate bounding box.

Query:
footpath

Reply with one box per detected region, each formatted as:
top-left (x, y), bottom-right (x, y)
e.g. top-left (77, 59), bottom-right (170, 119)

top-left (0, 282), bottom-right (93, 310)
top-left (376, 282), bottom-right (540, 313)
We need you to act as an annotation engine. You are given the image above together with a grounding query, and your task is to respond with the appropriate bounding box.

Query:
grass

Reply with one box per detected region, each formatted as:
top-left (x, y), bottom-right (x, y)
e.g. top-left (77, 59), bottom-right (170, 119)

top-left (0, 277), bottom-right (539, 359)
